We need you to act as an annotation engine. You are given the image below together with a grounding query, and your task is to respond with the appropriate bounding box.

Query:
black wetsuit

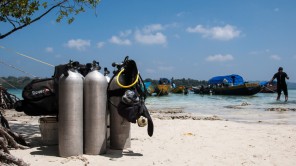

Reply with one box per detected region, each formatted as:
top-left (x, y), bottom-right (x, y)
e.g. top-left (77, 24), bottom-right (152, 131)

top-left (272, 72), bottom-right (289, 96)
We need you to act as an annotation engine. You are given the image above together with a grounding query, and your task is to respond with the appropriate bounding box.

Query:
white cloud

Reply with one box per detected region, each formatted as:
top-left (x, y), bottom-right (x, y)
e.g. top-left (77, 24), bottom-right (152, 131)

top-left (142, 24), bottom-right (164, 33)
top-left (109, 36), bottom-right (131, 46)
top-left (186, 24), bottom-right (241, 41)
top-left (135, 31), bottom-right (167, 45)
top-left (45, 47), bottom-right (53, 53)
top-left (65, 39), bottom-right (91, 51)
top-left (206, 54), bottom-right (234, 62)
top-left (119, 30), bottom-right (132, 37)
top-left (96, 42), bottom-right (105, 48)
top-left (270, 54), bottom-right (281, 60)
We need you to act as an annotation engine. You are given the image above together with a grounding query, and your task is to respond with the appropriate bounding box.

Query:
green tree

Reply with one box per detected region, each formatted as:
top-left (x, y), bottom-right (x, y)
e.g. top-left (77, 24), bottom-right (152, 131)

top-left (0, 0), bottom-right (100, 39)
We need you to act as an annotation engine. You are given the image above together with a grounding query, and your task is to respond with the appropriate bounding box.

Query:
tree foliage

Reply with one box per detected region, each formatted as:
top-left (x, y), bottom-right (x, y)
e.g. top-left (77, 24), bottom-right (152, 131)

top-left (144, 78), bottom-right (208, 87)
top-left (0, 76), bottom-right (33, 89)
top-left (0, 0), bottom-right (101, 39)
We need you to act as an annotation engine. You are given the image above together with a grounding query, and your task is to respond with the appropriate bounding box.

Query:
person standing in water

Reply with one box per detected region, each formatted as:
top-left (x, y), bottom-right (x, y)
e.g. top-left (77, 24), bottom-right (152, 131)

top-left (269, 67), bottom-right (289, 101)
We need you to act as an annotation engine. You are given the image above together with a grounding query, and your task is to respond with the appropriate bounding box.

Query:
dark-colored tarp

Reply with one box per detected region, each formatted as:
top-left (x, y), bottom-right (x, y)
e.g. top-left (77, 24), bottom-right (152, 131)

top-left (259, 81), bottom-right (277, 86)
top-left (259, 81), bottom-right (268, 86)
top-left (208, 74), bottom-right (244, 85)
top-left (158, 78), bottom-right (170, 84)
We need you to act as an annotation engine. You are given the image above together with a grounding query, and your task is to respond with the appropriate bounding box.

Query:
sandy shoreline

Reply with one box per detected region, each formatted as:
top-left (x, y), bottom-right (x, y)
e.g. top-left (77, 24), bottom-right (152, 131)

top-left (2, 109), bottom-right (296, 166)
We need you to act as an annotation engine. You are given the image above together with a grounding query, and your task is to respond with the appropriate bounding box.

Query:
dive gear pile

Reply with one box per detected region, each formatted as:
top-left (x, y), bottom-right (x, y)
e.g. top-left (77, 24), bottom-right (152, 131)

top-left (14, 56), bottom-right (153, 156)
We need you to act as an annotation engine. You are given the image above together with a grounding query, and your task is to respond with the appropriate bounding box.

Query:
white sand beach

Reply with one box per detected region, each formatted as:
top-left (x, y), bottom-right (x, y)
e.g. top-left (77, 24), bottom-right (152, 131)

top-left (4, 110), bottom-right (296, 166)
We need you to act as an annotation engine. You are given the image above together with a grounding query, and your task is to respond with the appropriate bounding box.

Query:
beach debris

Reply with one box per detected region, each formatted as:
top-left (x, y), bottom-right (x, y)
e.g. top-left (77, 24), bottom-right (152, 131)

top-left (149, 108), bottom-right (184, 114)
top-left (183, 132), bottom-right (194, 136)
top-left (224, 102), bottom-right (250, 109)
top-left (241, 102), bottom-right (250, 106)
top-left (266, 108), bottom-right (296, 112)
top-left (0, 86), bottom-right (20, 110)
top-left (0, 109), bottom-right (29, 166)
top-left (61, 155), bottom-right (89, 165)
top-left (224, 105), bottom-right (243, 109)
top-left (0, 125), bottom-right (29, 166)
top-left (150, 109), bottom-right (222, 120)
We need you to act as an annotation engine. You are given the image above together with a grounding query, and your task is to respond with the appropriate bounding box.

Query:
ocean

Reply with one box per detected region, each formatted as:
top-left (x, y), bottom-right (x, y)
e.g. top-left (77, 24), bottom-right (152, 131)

top-left (146, 89), bottom-right (296, 125)
top-left (7, 89), bottom-right (296, 125)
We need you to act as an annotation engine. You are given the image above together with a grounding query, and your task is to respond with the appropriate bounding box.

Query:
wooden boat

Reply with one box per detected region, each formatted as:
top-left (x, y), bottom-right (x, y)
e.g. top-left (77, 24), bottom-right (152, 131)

top-left (144, 81), bottom-right (155, 96)
top-left (260, 81), bottom-right (277, 93)
top-left (171, 85), bottom-right (188, 94)
top-left (192, 85), bottom-right (212, 94)
top-left (155, 78), bottom-right (171, 96)
top-left (212, 83), bottom-right (261, 95)
top-left (197, 74), bottom-right (261, 96)
top-left (156, 84), bottom-right (171, 96)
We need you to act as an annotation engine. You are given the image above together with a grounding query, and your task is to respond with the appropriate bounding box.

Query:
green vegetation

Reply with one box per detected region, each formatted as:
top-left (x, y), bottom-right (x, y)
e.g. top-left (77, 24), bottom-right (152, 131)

top-left (144, 78), bottom-right (208, 87)
top-left (0, 76), bottom-right (33, 88)
top-left (0, 0), bottom-right (101, 39)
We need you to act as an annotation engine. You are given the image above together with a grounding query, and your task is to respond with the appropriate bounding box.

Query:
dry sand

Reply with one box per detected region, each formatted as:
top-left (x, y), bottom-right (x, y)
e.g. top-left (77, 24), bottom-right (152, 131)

top-left (3, 109), bottom-right (296, 166)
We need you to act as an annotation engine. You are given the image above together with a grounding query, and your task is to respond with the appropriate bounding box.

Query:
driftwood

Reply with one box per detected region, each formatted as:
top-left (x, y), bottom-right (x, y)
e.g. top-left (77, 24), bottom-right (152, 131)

top-left (0, 111), bottom-right (29, 166)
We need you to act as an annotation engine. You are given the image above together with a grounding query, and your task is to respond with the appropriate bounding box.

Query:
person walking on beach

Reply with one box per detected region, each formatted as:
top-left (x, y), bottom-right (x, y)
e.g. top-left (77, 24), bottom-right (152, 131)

top-left (269, 67), bottom-right (289, 101)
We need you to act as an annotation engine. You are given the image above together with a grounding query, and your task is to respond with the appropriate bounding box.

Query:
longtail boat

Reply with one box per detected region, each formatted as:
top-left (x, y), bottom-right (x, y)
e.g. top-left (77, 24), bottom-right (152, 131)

top-left (155, 78), bottom-right (171, 96)
top-left (171, 85), bottom-right (188, 94)
top-left (259, 81), bottom-right (277, 93)
top-left (195, 74), bottom-right (261, 96)
top-left (144, 81), bottom-right (155, 96)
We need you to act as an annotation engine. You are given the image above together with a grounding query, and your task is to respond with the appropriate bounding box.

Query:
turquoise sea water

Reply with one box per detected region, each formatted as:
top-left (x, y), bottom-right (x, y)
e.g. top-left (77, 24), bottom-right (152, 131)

top-left (7, 88), bottom-right (23, 99)
top-left (7, 89), bottom-right (296, 124)
top-left (146, 90), bottom-right (296, 125)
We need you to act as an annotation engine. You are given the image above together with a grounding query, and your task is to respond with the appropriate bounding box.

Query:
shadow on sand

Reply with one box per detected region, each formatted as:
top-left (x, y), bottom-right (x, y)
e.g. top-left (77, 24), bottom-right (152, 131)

top-left (10, 122), bottom-right (143, 158)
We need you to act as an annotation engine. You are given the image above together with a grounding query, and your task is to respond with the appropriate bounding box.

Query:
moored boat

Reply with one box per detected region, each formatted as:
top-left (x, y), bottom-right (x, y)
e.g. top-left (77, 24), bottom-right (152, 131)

top-left (196, 74), bottom-right (261, 96)
top-left (155, 78), bottom-right (171, 96)
top-left (171, 85), bottom-right (188, 94)
top-left (144, 81), bottom-right (155, 96)
top-left (259, 81), bottom-right (277, 93)
top-left (212, 82), bottom-right (261, 95)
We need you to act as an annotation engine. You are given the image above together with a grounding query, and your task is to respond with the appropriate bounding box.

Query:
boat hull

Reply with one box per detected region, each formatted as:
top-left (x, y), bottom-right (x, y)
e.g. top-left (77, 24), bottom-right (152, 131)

top-left (171, 85), bottom-right (185, 94)
top-left (155, 84), bottom-right (171, 96)
top-left (260, 83), bottom-right (277, 93)
top-left (213, 83), bottom-right (261, 96)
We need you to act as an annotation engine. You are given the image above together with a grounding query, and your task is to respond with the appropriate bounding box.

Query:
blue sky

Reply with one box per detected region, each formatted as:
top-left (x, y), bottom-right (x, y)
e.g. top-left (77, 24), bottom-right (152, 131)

top-left (1, 0), bottom-right (296, 82)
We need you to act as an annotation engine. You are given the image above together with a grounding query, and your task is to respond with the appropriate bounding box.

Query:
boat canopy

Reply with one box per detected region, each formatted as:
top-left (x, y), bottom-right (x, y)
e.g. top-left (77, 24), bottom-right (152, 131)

top-left (208, 74), bottom-right (244, 85)
top-left (259, 81), bottom-right (268, 86)
top-left (259, 81), bottom-right (277, 86)
top-left (144, 81), bottom-right (152, 88)
top-left (158, 78), bottom-right (170, 84)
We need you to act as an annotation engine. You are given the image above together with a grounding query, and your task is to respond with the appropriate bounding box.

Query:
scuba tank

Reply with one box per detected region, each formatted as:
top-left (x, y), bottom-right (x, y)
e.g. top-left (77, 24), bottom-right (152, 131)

top-left (108, 56), bottom-right (154, 150)
top-left (108, 63), bottom-right (131, 149)
top-left (104, 67), bottom-right (111, 83)
top-left (103, 67), bottom-right (111, 147)
top-left (84, 61), bottom-right (108, 155)
top-left (58, 61), bottom-right (84, 157)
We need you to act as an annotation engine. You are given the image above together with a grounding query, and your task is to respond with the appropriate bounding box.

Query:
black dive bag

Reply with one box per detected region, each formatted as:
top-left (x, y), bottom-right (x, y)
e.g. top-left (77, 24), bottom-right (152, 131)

top-left (15, 78), bottom-right (57, 116)
top-left (15, 61), bottom-right (91, 116)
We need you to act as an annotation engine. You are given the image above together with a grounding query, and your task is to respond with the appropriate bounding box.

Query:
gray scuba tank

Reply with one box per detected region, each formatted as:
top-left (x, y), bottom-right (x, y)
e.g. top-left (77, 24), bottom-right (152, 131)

top-left (108, 75), bottom-right (131, 149)
top-left (58, 62), bottom-right (84, 157)
top-left (104, 67), bottom-right (111, 147)
top-left (84, 61), bottom-right (108, 155)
